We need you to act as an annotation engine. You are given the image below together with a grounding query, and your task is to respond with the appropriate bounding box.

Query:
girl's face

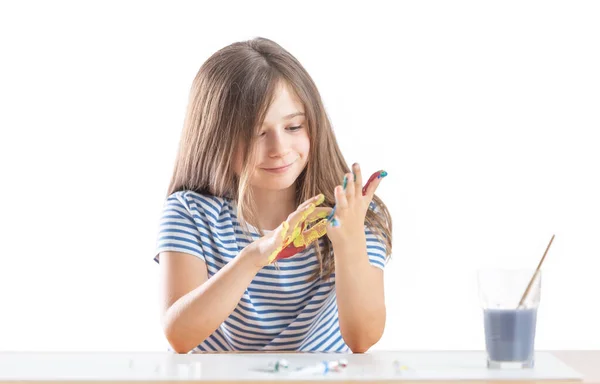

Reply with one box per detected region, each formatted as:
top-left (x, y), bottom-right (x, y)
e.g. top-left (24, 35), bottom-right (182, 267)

top-left (234, 81), bottom-right (310, 192)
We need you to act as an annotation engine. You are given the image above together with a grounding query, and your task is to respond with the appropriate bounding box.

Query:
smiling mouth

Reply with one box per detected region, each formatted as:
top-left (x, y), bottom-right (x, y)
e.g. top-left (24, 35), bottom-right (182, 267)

top-left (263, 164), bottom-right (292, 171)
top-left (262, 159), bottom-right (297, 172)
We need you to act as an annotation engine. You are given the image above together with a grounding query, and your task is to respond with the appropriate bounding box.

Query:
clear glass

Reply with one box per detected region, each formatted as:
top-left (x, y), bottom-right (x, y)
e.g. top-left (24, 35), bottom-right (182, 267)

top-left (477, 268), bottom-right (541, 369)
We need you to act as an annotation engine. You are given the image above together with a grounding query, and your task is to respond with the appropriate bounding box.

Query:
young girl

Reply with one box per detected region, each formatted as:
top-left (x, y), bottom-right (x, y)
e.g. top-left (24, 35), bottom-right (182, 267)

top-left (154, 37), bottom-right (393, 354)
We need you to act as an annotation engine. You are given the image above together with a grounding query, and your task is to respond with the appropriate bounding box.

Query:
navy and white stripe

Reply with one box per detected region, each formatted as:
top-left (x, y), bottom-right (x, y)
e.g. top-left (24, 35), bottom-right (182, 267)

top-left (154, 191), bottom-right (388, 352)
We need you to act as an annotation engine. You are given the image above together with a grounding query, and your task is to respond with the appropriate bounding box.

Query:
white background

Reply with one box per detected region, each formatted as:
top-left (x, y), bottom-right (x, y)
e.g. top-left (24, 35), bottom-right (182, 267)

top-left (1, 0), bottom-right (598, 352)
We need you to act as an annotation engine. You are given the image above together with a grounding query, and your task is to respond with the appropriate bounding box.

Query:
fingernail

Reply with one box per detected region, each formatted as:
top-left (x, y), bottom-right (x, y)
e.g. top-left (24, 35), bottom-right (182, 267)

top-left (330, 218), bottom-right (340, 227)
top-left (342, 175), bottom-right (348, 190)
top-left (378, 170), bottom-right (388, 179)
top-left (315, 194), bottom-right (325, 205)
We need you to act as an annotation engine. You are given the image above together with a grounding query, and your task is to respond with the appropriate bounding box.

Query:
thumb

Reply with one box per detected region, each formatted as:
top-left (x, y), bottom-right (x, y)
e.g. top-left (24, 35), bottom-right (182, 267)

top-left (266, 221), bottom-right (289, 264)
top-left (273, 220), bottom-right (290, 247)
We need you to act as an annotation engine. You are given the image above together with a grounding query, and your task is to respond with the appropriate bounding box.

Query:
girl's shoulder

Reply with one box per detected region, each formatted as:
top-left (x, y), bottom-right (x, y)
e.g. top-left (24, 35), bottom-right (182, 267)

top-left (166, 190), bottom-right (234, 224)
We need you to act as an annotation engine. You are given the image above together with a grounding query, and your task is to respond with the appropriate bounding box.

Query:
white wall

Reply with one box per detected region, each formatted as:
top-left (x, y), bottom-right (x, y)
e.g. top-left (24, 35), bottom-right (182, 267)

top-left (1, 0), bottom-right (598, 352)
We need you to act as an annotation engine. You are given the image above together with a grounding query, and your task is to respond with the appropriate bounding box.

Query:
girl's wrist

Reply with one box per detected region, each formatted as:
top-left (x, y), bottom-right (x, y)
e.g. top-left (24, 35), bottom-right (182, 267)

top-left (331, 231), bottom-right (367, 253)
top-left (238, 247), bottom-right (266, 272)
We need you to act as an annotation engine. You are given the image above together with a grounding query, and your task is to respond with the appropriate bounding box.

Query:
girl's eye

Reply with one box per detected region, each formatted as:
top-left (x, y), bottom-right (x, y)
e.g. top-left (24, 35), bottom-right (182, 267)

top-left (257, 125), bottom-right (302, 136)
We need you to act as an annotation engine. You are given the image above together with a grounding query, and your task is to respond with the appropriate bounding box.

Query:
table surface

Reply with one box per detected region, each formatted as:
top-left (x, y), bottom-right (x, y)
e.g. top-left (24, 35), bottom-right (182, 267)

top-left (0, 350), bottom-right (597, 383)
top-left (552, 352), bottom-right (599, 384)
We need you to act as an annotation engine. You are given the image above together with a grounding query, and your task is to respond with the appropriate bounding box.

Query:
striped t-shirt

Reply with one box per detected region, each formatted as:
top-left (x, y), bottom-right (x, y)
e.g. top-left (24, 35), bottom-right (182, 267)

top-left (154, 190), bottom-right (387, 352)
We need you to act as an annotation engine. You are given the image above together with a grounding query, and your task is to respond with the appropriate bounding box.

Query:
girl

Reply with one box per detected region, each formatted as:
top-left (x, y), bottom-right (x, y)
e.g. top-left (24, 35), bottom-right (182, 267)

top-left (154, 37), bottom-right (393, 354)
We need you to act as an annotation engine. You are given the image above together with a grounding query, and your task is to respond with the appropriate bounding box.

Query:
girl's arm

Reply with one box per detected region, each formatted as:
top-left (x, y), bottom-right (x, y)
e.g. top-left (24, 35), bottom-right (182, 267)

top-left (333, 235), bottom-right (386, 353)
top-left (159, 249), bottom-right (262, 353)
top-left (326, 164), bottom-right (389, 353)
top-left (159, 194), bottom-right (325, 353)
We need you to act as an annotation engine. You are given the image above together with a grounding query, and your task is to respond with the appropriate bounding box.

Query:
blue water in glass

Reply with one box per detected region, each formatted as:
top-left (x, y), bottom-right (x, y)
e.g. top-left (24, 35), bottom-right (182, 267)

top-left (484, 308), bottom-right (537, 364)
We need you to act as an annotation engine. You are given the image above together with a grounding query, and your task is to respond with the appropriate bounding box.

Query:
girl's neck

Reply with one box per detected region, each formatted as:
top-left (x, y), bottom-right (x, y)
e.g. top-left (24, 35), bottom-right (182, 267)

top-left (250, 184), bottom-right (297, 231)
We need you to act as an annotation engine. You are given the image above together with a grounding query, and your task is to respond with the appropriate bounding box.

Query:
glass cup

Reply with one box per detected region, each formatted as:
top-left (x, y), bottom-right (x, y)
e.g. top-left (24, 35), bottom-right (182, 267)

top-left (477, 268), bottom-right (541, 369)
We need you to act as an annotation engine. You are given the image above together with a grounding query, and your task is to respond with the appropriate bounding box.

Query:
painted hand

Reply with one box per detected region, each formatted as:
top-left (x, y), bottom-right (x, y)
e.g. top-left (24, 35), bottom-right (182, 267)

top-left (268, 194), bottom-right (331, 263)
top-left (325, 164), bottom-right (387, 245)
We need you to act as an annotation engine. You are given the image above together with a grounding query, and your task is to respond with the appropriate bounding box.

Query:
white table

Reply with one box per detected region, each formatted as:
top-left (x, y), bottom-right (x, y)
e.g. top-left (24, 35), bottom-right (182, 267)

top-left (0, 351), bottom-right (594, 383)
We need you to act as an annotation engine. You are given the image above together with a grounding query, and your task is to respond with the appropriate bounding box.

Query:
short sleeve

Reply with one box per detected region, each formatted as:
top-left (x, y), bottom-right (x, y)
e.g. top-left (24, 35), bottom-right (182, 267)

top-left (365, 227), bottom-right (388, 270)
top-left (365, 202), bottom-right (389, 270)
top-left (154, 192), bottom-right (205, 263)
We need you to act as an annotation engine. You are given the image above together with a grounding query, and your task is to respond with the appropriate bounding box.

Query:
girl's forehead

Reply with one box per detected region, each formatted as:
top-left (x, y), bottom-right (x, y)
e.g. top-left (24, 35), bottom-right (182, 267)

top-left (261, 83), bottom-right (305, 128)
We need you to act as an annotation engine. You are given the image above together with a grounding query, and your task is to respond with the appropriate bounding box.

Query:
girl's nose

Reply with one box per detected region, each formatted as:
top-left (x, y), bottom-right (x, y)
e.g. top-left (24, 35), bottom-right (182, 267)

top-left (267, 131), bottom-right (290, 158)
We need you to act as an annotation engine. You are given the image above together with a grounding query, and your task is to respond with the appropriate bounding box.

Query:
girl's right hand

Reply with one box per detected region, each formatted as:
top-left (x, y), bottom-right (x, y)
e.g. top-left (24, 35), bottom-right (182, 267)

top-left (243, 194), bottom-right (331, 268)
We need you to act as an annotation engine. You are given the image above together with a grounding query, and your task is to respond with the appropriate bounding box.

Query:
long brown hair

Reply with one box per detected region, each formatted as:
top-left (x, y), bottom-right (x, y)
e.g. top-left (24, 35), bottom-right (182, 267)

top-left (167, 37), bottom-right (392, 280)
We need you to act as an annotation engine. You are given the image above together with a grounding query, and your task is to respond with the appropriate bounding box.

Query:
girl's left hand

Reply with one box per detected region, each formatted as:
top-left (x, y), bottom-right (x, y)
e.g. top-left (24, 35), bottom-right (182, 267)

top-left (326, 163), bottom-right (386, 246)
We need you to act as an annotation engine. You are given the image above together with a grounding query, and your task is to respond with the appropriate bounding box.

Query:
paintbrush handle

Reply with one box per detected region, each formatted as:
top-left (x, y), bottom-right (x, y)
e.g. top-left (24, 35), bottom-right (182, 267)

top-left (517, 234), bottom-right (555, 308)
